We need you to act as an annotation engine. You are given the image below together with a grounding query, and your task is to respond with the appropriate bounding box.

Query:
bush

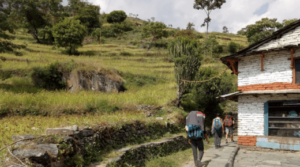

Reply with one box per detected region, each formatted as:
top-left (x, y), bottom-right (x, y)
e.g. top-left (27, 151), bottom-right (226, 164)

top-left (86, 100), bottom-right (120, 114)
top-left (213, 45), bottom-right (223, 54)
top-left (102, 23), bottom-right (133, 38)
top-left (0, 70), bottom-right (12, 81)
top-left (228, 42), bottom-right (239, 54)
top-left (52, 18), bottom-right (87, 55)
top-left (174, 30), bottom-right (196, 39)
top-left (120, 51), bottom-right (132, 56)
top-left (31, 62), bottom-right (66, 90)
top-left (106, 10), bottom-right (127, 24)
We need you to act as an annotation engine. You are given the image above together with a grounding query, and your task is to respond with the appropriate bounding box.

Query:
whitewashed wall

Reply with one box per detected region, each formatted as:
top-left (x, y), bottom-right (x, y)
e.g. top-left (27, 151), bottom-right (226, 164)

top-left (255, 26), bottom-right (300, 52)
top-left (238, 50), bottom-right (300, 86)
top-left (238, 94), bottom-right (300, 136)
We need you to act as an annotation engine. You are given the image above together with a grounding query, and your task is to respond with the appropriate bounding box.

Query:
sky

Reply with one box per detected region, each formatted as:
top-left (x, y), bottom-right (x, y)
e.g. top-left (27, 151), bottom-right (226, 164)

top-left (62, 0), bottom-right (299, 33)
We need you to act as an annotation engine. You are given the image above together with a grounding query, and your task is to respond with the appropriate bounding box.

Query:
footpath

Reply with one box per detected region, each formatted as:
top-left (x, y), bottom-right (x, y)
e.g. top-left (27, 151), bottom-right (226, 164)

top-left (183, 136), bottom-right (238, 167)
top-left (235, 148), bottom-right (300, 167)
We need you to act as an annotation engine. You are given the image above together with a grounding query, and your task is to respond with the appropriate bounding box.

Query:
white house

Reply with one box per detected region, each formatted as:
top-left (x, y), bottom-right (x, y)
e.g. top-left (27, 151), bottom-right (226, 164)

top-left (220, 20), bottom-right (300, 151)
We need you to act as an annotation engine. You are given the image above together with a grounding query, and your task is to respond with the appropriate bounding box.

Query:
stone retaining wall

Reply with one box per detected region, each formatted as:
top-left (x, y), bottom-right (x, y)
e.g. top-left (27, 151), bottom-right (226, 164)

top-left (6, 121), bottom-right (182, 167)
top-left (91, 136), bottom-right (189, 167)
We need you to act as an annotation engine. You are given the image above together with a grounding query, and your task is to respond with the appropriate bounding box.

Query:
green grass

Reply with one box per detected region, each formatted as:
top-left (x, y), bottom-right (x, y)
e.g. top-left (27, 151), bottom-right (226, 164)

top-left (0, 24), bottom-right (245, 162)
top-left (145, 137), bottom-right (214, 167)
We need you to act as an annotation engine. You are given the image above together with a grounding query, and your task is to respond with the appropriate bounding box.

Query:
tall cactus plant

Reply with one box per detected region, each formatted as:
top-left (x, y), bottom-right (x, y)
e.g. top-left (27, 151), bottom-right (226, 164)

top-left (169, 37), bottom-right (203, 107)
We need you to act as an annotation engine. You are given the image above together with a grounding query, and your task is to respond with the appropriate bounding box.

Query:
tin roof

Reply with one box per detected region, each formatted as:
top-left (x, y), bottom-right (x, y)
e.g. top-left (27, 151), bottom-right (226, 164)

top-left (220, 19), bottom-right (300, 69)
top-left (220, 89), bottom-right (300, 102)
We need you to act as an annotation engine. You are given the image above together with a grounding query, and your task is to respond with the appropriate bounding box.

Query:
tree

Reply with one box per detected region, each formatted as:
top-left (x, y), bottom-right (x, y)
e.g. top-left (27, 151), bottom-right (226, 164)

top-left (0, 0), bottom-right (25, 53)
top-left (75, 4), bottom-right (101, 34)
top-left (141, 22), bottom-right (168, 51)
top-left (67, 0), bottom-right (87, 16)
top-left (169, 37), bottom-right (203, 107)
top-left (52, 18), bottom-right (87, 55)
top-left (9, 0), bottom-right (64, 43)
top-left (228, 42), bottom-right (239, 54)
top-left (193, 0), bottom-right (226, 38)
top-left (106, 10), bottom-right (127, 24)
top-left (237, 28), bottom-right (247, 36)
top-left (186, 22), bottom-right (195, 31)
top-left (223, 26), bottom-right (228, 33)
top-left (151, 17), bottom-right (155, 22)
top-left (282, 18), bottom-right (298, 27)
top-left (181, 67), bottom-right (234, 127)
top-left (202, 35), bottom-right (221, 57)
top-left (238, 18), bottom-right (283, 44)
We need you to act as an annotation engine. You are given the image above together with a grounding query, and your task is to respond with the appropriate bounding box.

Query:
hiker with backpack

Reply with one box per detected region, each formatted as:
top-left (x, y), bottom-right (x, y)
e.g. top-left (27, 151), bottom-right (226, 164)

top-left (186, 111), bottom-right (209, 167)
top-left (211, 113), bottom-right (224, 149)
top-left (224, 112), bottom-right (235, 143)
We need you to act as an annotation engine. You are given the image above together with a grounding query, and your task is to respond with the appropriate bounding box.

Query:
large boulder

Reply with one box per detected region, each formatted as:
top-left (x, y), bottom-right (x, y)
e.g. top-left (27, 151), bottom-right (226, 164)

top-left (64, 71), bottom-right (124, 92)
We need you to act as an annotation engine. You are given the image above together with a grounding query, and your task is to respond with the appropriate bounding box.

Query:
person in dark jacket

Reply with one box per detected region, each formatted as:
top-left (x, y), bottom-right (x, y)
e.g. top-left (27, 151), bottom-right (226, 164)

top-left (186, 111), bottom-right (209, 167)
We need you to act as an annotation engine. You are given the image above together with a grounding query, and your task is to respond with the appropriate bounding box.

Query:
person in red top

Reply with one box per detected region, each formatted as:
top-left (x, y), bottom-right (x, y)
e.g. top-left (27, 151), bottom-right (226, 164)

top-left (224, 112), bottom-right (235, 143)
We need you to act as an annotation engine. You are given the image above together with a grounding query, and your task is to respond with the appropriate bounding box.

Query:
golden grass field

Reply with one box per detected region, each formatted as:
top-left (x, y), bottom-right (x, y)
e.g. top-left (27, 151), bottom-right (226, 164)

top-left (0, 23), bottom-right (247, 160)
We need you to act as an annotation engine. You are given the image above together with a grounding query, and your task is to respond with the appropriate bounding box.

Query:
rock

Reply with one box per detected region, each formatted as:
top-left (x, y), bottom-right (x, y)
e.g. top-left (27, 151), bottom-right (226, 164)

top-left (63, 136), bottom-right (73, 143)
top-left (64, 71), bottom-right (124, 93)
top-left (12, 149), bottom-right (50, 165)
top-left (36, 144), bottom-right (58, 156)
top-left (12, 135), bottom-right (35, 142)
top-left (31, 127), bottom-right (38, 131)
top-left (72, 125), bottom-right (78, 131)
top-left (80, 130), bottom-right (94, 137)
top-left (156, 117), bottom-right (163, 120)
top-left (45, 128), bottom-right (74, 135)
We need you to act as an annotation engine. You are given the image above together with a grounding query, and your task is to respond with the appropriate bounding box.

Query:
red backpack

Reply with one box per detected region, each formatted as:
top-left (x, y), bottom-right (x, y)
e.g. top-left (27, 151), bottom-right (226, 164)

top-left (224, 115), bottom-right (233, 127)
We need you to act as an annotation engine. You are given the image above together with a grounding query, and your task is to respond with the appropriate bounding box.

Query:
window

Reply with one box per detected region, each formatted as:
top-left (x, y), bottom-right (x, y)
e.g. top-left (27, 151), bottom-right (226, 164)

top-left (296, 59), bottom-right (300, 84)
top-left (266, 101), bottom-right (300, 137)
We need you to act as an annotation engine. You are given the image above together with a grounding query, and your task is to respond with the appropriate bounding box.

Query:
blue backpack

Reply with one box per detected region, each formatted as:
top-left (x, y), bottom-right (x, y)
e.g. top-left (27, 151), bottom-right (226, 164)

top-left (186, 125), bottom-right (203, 139)
top-left (214, 119), bottom-right (222, 130)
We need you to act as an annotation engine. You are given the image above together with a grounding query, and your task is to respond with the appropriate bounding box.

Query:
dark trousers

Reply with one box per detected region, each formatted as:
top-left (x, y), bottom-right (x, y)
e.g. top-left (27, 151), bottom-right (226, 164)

top-left (214, 129), bottom-right (222, 148)
top-left (190, 139), bottom-right (204, 165)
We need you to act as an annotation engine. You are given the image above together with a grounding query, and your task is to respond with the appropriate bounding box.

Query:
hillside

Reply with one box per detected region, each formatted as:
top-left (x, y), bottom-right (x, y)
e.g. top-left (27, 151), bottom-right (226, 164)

top-left (0, 16), bottom-right (248, 162)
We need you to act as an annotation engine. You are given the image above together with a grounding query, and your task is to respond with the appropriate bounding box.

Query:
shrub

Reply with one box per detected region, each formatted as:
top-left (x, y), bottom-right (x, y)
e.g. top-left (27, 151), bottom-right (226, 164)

top-left (228, 42), bottom-right (239, 54)
top-left (213, 45), bottom-right (223, 54)
top-left (0, 70), bottom-right (12, 81)
top-left (106, 10), bottom-right (127, 24)
top-left (52, 18), bottom-right (87, 55)
top-left (102, 23), bottom-right (133, 38)
top-left (120, 51), bottom-right (132, 56)
top-left (31, 62), bottom-right (66, 90)
top-left (174, 30), bottom-right (196, 39)
top-left (86, 100), bottom-right (120, 114)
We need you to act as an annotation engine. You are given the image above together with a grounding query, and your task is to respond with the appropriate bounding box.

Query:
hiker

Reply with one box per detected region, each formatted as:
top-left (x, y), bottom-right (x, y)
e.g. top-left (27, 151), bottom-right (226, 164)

top-left (186, 111), bottom-right (209, 167)
top-left (224, 112), bottom-right (235, 143)
top-left (211, 113), bottom-right (224, 149)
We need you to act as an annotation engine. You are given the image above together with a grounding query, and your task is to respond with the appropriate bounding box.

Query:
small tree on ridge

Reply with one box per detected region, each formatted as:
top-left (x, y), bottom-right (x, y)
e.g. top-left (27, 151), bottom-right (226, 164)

top-left (52, 18), bottom-right (87, 55)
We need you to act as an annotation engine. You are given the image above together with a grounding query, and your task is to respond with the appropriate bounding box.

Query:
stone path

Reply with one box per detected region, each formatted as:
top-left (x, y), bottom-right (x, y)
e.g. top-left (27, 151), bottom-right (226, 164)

top-left (235, 149), bottom-right (300, 167)
top-left (183, 136), bottom-right (238, 167)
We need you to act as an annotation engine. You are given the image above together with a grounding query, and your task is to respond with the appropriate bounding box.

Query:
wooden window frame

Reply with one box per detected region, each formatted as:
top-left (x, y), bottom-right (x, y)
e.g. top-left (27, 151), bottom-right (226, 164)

top-left (293, 57), bottom-right (300, 84)
top-left (287, 48), bottom-right (300, 84)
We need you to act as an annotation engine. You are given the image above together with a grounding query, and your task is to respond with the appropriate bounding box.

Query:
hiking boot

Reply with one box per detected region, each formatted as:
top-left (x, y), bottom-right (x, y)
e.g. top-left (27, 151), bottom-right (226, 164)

top-left (226, 139), bottom-right (228, 144)
top-left (231, 139), bottom-right (235, 142)
top-left (195, 160), bottom-right (202, 167)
